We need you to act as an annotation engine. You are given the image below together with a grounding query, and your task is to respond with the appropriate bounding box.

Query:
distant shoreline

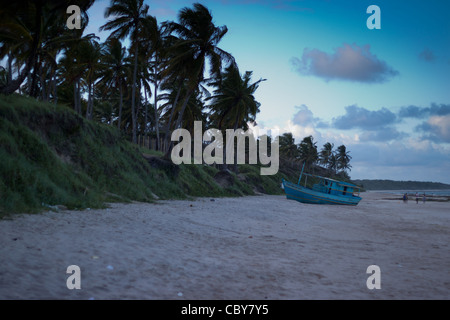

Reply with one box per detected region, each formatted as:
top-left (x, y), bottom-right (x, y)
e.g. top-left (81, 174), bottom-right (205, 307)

top-left (366, 189), bottom-right (450, 202)
top-left (353, 179), bottom-right (450, 191)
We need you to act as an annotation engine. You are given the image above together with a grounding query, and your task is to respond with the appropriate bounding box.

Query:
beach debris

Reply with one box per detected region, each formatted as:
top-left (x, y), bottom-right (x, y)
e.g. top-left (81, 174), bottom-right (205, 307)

top-left (248, 236), bottom-right (253, 239)
top-left (151, 192), bottom-right (160, 200)
top-left (106, 265), bottom-right (114, 270)
top-left (91, 256), bottom-right (99, 260)
top-left (177, 292), bottom-right (183, 297)
top-left (210, 199), bottom-right (215, 202)
top-left (41, 202), bottom-right (61, 212)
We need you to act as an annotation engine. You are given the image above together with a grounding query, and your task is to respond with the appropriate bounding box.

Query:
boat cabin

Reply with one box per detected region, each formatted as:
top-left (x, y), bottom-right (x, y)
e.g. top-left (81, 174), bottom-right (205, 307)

top-left (307, 175), bottom-right (360, 197)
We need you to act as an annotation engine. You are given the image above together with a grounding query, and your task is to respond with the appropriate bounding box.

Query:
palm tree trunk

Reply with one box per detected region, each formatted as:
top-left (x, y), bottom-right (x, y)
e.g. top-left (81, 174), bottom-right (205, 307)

top-left (7, 53), bottom-right (12, 85)
top-left (39, 63), bottom-right (47, 101)
top-left (86, 79), bottom-right (92, 119)
top-left (232, 115), bottom-right (239, 173)
top-left (144, 85), bottom-right (149, 144)
top-left (73, 81), bottom-right (78, 112)
top-left (53, 70), bottom-right (58, 104)
top-left (118, 79), bottom-right (123, 129)
top-left (153, 66), bottom-right (160, 151)
top-left (131, 45), bottom-right (139, 144)
top-left (163, 83), bottom-right (182, 155)
top-left (30, 57), bottom-right (40, 98)
top-left (164, 89), bottom-right (193, 159)
top-left (75, 78), bottom-right (82, 115)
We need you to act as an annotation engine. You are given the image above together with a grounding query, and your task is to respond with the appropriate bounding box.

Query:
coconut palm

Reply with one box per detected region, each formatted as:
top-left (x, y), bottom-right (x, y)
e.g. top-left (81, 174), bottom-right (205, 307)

top-left (77, 39), bottom-right (103, 120)
top-left (207, 64), bottom-right (264, 171)
top-left (98, 38), bottom-right (128, 128)
top-left (143, 17), bottom-right (169, 150)
top-left (298, 135), bottom-right (318, 171)
top-left (336, 144), bottom-right (352, 172)
top-left (163, 3), bottom-right (235, 157)
top-left (209, 64), bottom-right (265, 131)
top-left (0, 0), bottom-right (94, 95)
top-left (279, 133), bottom-right (299, 159)
top-left (319, 142), bottom-right (334, 170)
top-left (100, 0), bottom-right (150, 143)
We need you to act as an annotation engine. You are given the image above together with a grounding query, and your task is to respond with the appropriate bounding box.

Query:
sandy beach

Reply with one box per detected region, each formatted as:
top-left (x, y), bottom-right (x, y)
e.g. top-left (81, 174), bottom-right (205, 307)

top-left (0, 192), bottom-right (448, 300)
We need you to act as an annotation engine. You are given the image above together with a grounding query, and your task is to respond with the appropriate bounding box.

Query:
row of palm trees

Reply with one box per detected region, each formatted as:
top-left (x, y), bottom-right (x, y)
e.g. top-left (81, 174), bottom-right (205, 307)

top-left (279, 133), bottom-right (352, 176)
top-left (0, 0), bottom-right (265, 159)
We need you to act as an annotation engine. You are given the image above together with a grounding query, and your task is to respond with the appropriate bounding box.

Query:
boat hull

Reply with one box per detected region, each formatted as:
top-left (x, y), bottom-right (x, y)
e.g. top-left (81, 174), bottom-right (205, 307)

top-left (282, 179), bottom-right (361, 205)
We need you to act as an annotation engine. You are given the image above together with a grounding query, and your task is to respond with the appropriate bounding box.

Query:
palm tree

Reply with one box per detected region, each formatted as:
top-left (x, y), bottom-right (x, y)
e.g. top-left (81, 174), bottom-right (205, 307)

top-left (328, 153), bottom-right (338, 175)
top-left (77, 39), bottom-right (103, 120)
top-left (319, 142), bottom-right (334, 169)
top-left (163, 3), bottom-right (235, 157)
top-left (336, 144), bottom-right (352, 173)
top-left (143, 17), bottom-right (169, 151)
top-left (98, 37), bottom-right (128, 128)
top-left (298, 135), bottom-right (318, 171)
top-left (0, 1), bottom-right (94, 95)
top-left (100, 0), bottom-right (150, 143)
top-left (208, 64), bottom-right (265, 171)
top-left (279, 132), bottom-right (300, 159)
top-left (209, 65), bottom-right (265, 131)
top-left (159, 38), bottom-right (196, 154)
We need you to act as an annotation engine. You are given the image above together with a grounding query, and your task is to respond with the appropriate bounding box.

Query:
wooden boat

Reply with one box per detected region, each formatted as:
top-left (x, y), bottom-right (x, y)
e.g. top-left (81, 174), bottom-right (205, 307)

top-left (282, 164), bottom-right (362, 205)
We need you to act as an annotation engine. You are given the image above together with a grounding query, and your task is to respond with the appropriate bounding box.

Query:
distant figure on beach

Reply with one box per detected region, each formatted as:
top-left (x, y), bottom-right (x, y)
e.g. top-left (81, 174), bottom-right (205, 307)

top-left (415, 192), bottom-right (419, 204)
top-left (422, 193), bottom-right (426, 203)
top-left (403, 193), bottom-right (408, 203)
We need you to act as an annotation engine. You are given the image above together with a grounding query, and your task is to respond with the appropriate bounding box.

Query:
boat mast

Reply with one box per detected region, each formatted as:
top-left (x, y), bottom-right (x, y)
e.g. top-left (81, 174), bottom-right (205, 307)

top-left (297, 162), bottom-right (306, 185)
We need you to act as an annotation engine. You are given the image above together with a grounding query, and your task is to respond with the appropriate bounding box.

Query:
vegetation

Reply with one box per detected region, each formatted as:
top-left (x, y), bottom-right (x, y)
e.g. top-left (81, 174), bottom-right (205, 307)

top-left (0, 94), bottom-right (299, 215)
top-left (278, 133), bottom-right (354, 181)
top-left (0, 0), bottom-right (357, 214)
top-left (0, 1), bottom-right (251, 153)
top-left (352, 179), bottom-right (450, 191)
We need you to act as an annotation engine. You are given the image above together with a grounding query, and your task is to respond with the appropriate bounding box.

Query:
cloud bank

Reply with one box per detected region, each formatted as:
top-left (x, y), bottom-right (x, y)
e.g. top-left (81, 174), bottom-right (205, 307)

top-left (332, 105), bottom-right (397, 130)
top-left (291, 43), bottom-right (399, 83)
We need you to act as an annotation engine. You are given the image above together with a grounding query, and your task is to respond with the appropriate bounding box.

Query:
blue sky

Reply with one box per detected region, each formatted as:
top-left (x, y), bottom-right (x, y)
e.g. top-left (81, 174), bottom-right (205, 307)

top-left (86, 0), bottom-right (450, 184)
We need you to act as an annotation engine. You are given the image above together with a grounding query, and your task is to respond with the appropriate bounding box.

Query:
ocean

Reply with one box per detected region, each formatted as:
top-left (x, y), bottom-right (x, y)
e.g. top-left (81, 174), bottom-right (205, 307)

top-left (369, 190), bottom-right (450, 197)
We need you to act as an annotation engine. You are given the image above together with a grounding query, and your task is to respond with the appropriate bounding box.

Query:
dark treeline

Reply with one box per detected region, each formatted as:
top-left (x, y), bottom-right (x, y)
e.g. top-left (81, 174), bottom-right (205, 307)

top-left (279, 133), bottom-right (353, 180)
top-left (352, 179), bottom-right (450, 191)
top-left (0, 0), bottom-right (264, 159)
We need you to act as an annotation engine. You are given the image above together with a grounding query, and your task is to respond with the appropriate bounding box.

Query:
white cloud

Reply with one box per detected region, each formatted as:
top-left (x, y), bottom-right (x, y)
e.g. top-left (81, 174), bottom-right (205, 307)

top-left (291, 43), bottom-right (399, 83)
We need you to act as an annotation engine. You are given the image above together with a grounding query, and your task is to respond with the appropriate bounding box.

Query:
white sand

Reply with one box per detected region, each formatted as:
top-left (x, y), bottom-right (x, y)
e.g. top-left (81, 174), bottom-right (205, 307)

top-left (0, 192), bottom-right (449, 300)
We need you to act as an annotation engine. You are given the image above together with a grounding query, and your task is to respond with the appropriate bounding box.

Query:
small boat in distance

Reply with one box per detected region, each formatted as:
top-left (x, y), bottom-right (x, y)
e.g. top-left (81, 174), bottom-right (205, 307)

top-left (282, 163), bottom-right (362, 205)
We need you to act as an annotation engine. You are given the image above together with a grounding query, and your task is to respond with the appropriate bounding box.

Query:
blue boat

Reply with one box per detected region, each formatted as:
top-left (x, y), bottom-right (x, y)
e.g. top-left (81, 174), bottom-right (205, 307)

top-left (282, 164), bottom-right (362, 205)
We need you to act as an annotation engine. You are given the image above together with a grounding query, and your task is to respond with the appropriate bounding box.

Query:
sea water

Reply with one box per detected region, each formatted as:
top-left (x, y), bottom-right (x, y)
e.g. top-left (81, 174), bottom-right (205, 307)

top-left (376, 190), bottom-right (450, 197)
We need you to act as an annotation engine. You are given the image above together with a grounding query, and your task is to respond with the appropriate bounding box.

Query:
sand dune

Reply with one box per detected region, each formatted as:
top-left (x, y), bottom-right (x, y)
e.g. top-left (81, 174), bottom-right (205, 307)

top-left (0, 192), bottom-right (449, 300)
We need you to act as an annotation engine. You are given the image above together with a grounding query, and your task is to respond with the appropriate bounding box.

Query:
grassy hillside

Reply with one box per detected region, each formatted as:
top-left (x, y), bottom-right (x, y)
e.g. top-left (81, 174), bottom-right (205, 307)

top-left (352, 179), bottom-right (450, 191)
top-left (0, 95), bottom-right (292, 216)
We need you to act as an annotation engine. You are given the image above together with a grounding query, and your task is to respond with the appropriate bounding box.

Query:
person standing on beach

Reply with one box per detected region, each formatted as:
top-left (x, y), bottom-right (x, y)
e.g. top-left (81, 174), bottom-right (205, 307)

top-left (415, 192), bottom-right (419, 204)
top-left (422, 193), bottom-right (426, 203)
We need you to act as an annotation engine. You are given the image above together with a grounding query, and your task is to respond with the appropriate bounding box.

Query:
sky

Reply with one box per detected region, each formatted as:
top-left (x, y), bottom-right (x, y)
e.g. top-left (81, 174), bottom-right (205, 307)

top-left (85, 0), bottom-right (450, 184)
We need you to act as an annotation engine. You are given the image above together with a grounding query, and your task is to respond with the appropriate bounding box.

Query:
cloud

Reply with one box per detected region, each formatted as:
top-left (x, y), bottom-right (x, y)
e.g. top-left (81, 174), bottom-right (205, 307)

top-left (291, 43), bottom-right (399, 83)
top-left (332, 105), bottom-right (397, 130)
top-left (418, 48), bottom-right (436, 62)
top-left (291, 104), bottom-right (330, 130)
top-left (416, 115), bottom-right (450, 143)
top-left (291, 105), bottom-right (315, 125)
top-left (358, 127), bottom-right (407, 142)
top-left (398, 103), bottom-right (450, 119)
